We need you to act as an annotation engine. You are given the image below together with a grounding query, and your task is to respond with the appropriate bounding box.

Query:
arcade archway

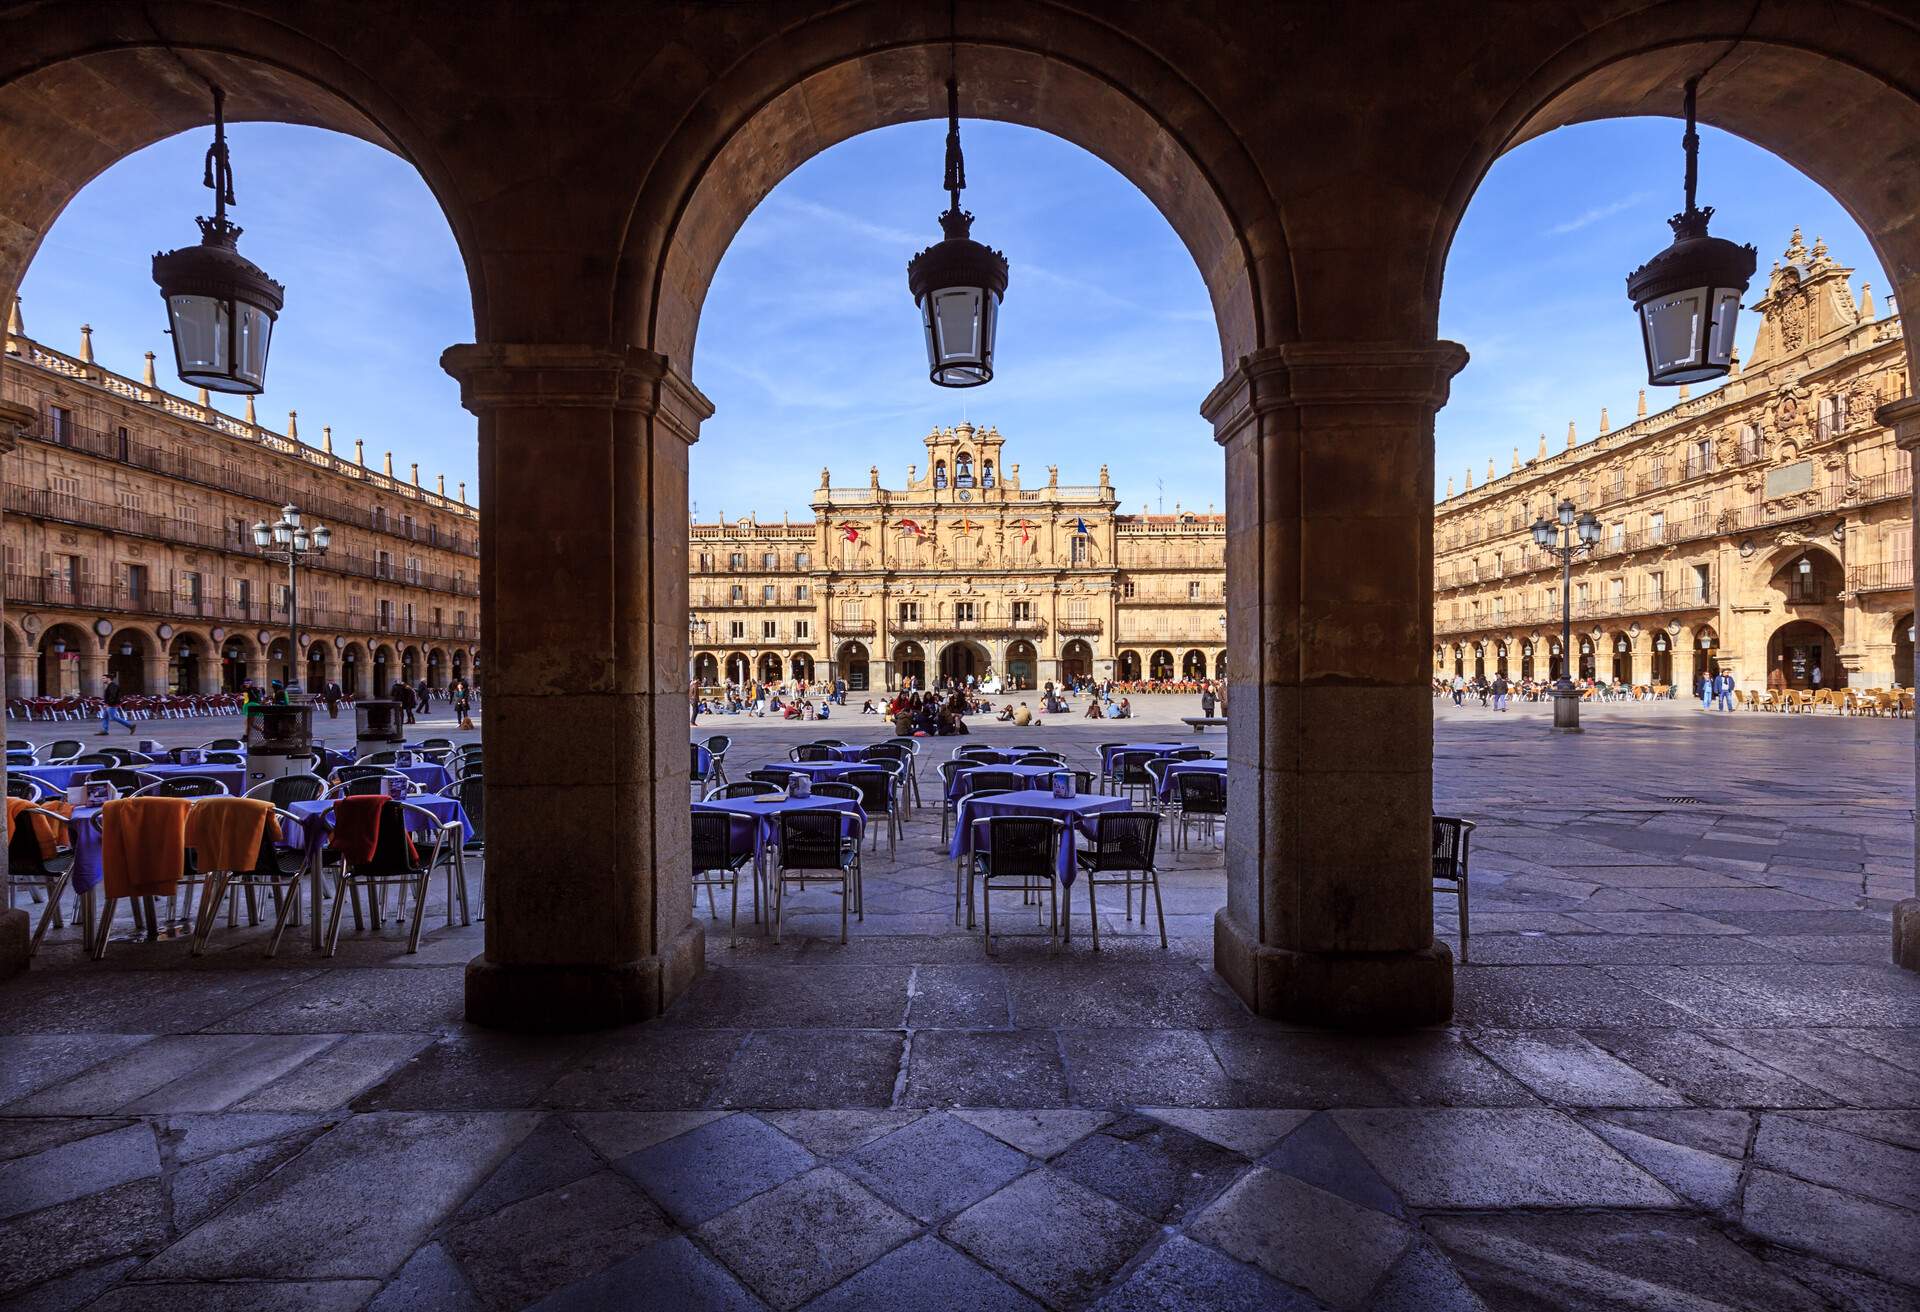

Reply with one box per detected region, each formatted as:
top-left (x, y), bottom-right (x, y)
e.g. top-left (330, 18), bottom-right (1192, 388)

top-left (938, 641), bottom-right (988, 685)
top-left (892, 641), bottom-right (925, 688)
top-left (1769, 620), bottom-right (1840, 690)
top-left (836, 642), bottom-right (869, 692)
top-left (1006, 640), bottom-right (1037, 689)
top-left (1060, 640), bottom-right (1093, 684)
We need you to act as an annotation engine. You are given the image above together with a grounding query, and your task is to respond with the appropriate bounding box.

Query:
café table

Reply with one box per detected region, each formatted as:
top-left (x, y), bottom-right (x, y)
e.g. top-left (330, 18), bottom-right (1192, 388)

top-left (284, 793), bottom-right (476, 949)
top-left (949, 788), bottom-right (1131, 899)
top-left (692, 793), bottom-right (866, 915)
top-left (1099, 742), bottom-right (1184, 772)
top-left (771, 760), bottom-right (863, 783)
top-left (1154, 758), bottom-right (1228, 802)
top-left (946, 762), bottom-right (1065, 801)
top-left (141, 762), bottom-right (250, 795)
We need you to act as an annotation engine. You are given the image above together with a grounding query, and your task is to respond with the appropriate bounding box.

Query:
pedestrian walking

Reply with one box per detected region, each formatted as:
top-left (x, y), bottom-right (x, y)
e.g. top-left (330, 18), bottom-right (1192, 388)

top-left (393, 679), bottom-right (417, 724)
top-left (1200, 683), bottom-right (1217, 717)
top-left (416, 678), bottom-right (432, 714)
top-left (1715, 670), bottom-right (1736, 711)
top-left (97, 676), bottom-right (136, 734)
top-left (1491, 673), bottom-right (1510, 712)
top-left (324, 679), bottom-right (342, 719)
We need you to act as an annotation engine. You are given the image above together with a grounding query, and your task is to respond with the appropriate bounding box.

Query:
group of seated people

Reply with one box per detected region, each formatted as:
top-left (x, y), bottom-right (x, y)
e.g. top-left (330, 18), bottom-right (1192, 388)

top-left (870, 689), bottom-right (976, 736)
top-left (1083, 693), bottom-right (1135, 719)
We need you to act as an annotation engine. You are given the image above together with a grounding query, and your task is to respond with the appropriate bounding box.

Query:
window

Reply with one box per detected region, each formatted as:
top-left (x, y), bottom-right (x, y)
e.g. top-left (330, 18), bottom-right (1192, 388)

top-left (1687, 438), bottom-right (1712, 478)
top-left (1609, 577), bottom-right (1623, 607)
top-left (406, 556), bottom-right (422, 584)
top-left (116, 490), bottom-right (142, 513)
top-left (1693, 563), bottom-right (1711, 602)
top-left (729, 584), bottom-right (744, 602)
top-left (402, 514), bottom-right (414, 539)
top-left (762, 552), bottom-right (777, 570)
top-left (378, 598), bottom-right (393, 629)
top-left (1188, 580), bottom-right (1203, 598)
top-left (840, 600), bottom-right (865, 622)
top-left (1648, 511), bottom-right (1664, 544)
top-left (1011, 600), bottom-right (1033, 621)
top-left (125, 564), bottom-right (148, 603)
top-left (762, 620), bottom-right (777, 640)
top-left (236, 578), bottom-right (252, 610)
top-left (795, 585), bottom-right (810, 601)
top-left (183, 572), bottom-right (203, 605)
top-left (1648, 571), bottom-right (1665, 603)
top-left (795, 620), bottom-right (810, 639)
top-left (1122, 581), bottom-right (1135, 598)
top-left (898, 601), bottom-right (919, 623)
top-left (404, 602), bottom-right (417, 633)
top-left (1609, 522), bottom-right (1625, 551)
top-left (697, 552), bottom-right (712, 571)
top-left (730, 620), bottom-right (745, 639)
top-left (1071, 536), bottom-right (1088, 564)
top-left (795, 551), bottom-right (810, 569)
top-left (1790, 561), bottom-right (1819, 602)
top-left (47, 405), bottom-right (72, 444)
top-left (1492, 551), bottom-right (1503, 577)
top-left (761, 584), bottom-right (776, 603)
top-left (1820, 394), bottom-right (1846, 439)
top-left (955, 601), bottom-right (977, 622)
top-left (50, 475), bottom-right (78, 507)
top-left (116, 425), bottom-right (130, 461)
top-left (729, 552), bottom-right (745, 569)
top-left (376, 550), bottom-right (393, 580)
top-left (1068, 600), bottom-right (1088, 621)
top-left (1738, 424), bottom-right (1762, 462)
top-left (1576, 582), bottom-right (1590, 608)
top-left (373, 505), bottom-right (388, 531)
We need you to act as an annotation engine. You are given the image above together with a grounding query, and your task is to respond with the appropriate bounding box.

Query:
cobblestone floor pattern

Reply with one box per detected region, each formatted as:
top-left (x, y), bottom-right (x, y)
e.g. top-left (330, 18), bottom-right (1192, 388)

top-left (0, 695), bottom-right (1916, 1309)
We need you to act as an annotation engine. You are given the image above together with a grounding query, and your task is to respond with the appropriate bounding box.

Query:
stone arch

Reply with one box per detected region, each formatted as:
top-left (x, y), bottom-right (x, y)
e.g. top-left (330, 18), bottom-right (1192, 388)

top-left (1607, 629), bottom-right (1636, 684)
top-left (893, 641), bottom-right (926, 689)
top-left (757, 651), bottom-right (783, 684)
top-left (1005, 639), bottom-right (1038, 690)
top-left (35, 622), bottom-right (93, 698)
top-left (1758, 542), bottom-right (1845, 605)
top-left (1148, 649), bottom-right (1174, 681)
top-left (1181, 649), bottom-right (1207, 680)
top-left (1214, 651), bottom-right (1228, 680)
top-left (1895, 613), bottom-right (1915, 689)
top-left (1117, 649), bottom-right (1142, 682)
top-left (371, 643), bottom-right (396, 696)
top-left (2, 619), bottom-right (30, 701)
top-left (724, 652), bottom-right (751, 686)
top-left (937, 640), bottom-right (990, 685)
top-left (340, 640), bottom-right (367, 697)
top-left (426, 646), bottom-right (449, 689)
top-left (401, 644), bottom-right (421, 685)
top-left (168, 628), bottom-right (214, 696)
top-left (0, 21), bottom-right (485, 333)
top-left (218, 630), bottom-right (259, 694)
top-left (1438, 24), bottom-right (1920, 383)
top-left (1769, 618), bottom-right (1841, 690)
top-left (103, 624), bottom-right (159, 695)
top-left (630, 15), bottom-right (1288, 374)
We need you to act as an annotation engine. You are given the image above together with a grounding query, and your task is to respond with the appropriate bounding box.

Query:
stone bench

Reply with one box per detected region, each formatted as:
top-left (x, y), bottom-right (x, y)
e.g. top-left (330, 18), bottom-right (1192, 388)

top-left (1181, 716), bottom-right (1228, 732)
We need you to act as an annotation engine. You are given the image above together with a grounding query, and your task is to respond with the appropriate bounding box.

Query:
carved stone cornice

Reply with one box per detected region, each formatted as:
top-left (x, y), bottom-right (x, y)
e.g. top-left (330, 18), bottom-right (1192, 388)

top-left (1875, 395), bottom-right (1920, 451)
top-left (1203, 341), bottom-right (1470, 446)
top-left (0, 395), bottom-right (33, 455)
top-left (439, 343), bottom-right (715, 444)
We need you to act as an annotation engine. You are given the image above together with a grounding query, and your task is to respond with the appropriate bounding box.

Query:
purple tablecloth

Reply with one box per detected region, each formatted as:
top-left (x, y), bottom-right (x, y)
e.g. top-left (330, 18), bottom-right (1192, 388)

top-left (1100, 742), bottom-right (1183, 771)
top-left (948, 789), bottom-right (1131, 883)
top-left (141, 763), bottom-right (250, 795)
top-left (826, 745), bottom-right (870, 763)
top-left (692, 794), bottom-right (864, 857)
top-left (1155, 758), bottom-right (1228, 801)
top-left (946, 762), bottom-right (1066, 801)
top-left (776, 760), bottom-right (863, 782)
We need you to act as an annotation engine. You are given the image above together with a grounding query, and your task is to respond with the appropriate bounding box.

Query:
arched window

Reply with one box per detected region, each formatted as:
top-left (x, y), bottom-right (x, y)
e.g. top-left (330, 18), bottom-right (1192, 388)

top-left (956, 453), bottom-right (974, 487)
top-left (982, 460), bottom-right (995, 488)
top-left (933, 461), bottom-right (947, 490)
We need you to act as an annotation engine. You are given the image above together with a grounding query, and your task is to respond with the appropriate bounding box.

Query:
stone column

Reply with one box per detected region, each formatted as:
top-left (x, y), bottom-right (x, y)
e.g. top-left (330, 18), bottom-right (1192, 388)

top-left (1876, 394), bottom-right (1920, 972)
top-left (443, 343), bottom-right (712, 1030)
top-left (1206, 342), bottom-right (1466, 1027)
top-left (4, 647), bottom-right (32, 701)
top-left (77, 649), bottom-right (107, 699)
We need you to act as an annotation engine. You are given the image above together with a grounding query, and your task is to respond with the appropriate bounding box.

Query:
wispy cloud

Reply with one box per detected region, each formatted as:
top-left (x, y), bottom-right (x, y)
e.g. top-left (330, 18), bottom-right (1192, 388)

top-left (1548, 192), bottom-right (1650, 236)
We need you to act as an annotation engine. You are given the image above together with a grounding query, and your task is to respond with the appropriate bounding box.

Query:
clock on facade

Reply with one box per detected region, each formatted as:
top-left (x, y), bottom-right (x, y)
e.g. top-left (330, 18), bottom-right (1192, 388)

top-left (958, 489), bottom-right (972, 501)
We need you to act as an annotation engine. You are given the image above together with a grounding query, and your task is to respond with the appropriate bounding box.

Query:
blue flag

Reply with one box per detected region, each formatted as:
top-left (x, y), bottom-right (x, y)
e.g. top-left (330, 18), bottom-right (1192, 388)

top-left (1074, 516), bottom-right (1090, 535)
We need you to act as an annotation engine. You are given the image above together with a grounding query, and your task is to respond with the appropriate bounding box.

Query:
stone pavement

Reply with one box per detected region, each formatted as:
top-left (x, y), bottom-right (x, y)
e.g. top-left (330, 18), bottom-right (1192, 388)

top-left (1, 696), bottom-right (1917, 1309)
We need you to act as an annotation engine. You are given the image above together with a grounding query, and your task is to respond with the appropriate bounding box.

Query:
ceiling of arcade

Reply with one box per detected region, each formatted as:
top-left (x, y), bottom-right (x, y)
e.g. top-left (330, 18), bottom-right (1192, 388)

top-left (0, 1), bottom-right (1917, 382)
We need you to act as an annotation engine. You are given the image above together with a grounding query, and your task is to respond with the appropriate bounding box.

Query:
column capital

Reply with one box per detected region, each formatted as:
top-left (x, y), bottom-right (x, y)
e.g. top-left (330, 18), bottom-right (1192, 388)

top-left (1876, 395), bottom-right (1920, 450)
top-left (0, 396), bottom-right (34, 455)
top-left (439, 342), bottom-right (715, 442)
top-left (1203, 340), bottom-right (1469, 445)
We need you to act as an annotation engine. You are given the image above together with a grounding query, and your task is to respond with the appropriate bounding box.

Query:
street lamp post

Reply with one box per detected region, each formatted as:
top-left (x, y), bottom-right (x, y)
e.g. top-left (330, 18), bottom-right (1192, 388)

top-left (252, 504), bottom-right (329, 695)
top-left (1531, 497), bottom-right (1602, 731)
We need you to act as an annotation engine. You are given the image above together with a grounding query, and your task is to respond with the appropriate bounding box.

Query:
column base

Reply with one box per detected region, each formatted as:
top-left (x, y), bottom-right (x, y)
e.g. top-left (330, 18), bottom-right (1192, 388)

top-left (1551, 688), bottom-right (1583, 732)
top-left (0, 907), bottom-right (29, 981)
top-left (465, 920), bottom-right (705, 1032)
top-left (1895, 898), bottom-right (1920, 973)
top-left (1214, 907), bottom-right (1453, 1029)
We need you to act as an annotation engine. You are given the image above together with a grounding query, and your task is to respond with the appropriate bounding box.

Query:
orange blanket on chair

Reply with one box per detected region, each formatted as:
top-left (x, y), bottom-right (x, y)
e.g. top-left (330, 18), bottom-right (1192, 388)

top-left (6, 795), bottom-right (71, 861)
top-left (185, 797), bottom-right (280, 872)
top-left (100, 796), bottom-right (192, 899)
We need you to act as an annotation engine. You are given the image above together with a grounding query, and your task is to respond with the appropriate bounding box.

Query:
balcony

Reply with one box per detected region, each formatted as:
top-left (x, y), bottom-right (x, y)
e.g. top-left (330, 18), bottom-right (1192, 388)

top-left (827, 618), bottom-right (875, 636)
top-left (891, 616), bottom-right (1048, 636)
top-left (1056, 617), bottom-right (1104, 635)
top-left (1848, 558), bottom-right (1913, 594)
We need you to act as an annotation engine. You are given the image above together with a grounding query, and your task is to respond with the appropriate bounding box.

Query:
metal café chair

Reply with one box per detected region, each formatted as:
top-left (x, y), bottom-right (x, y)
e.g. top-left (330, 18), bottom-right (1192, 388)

top-left (247, 775), bottom-right (328, 806)
top-left (1142, 758), bottom-right (1171, 811)
top-left (703, 734), bottom-right (733, 786)
top-left (320, 799), bottom-right (451, 956)
top-left (790, 744), bottom-right (833, 762)
top-left (690, 742), bottom-right (717, 797)
top-left (1075, 811), bottom-right (1166, 950)
top-left (692, 810), bottom-right (754, 946)
top-left (861, 743), bottom-right (918, 812)
top-left (7, 803), bottom-right (82, 955)
top-left (1097, 742), bottom-right (1126, 792)
top-left (771, 808), bottom-right (862, 945)
top-left (43, 738), bottom-right (84, 764)
top-left (952, 787), bottom-right (1013, 924)
top-left (327, 770), bottom-right (414, 798)
top-left (190, 803), bottom-right (310, 958)
top-left (840, 768), bottom-right (898, 858)
top-left (202, 750), bottom-right (246, 766)
top-left (1172, 770), bottom-right (1226, 850)
top-left (132, 775), bottom-right (229, 798)
top-left (1112, 751), bottom-right (1157, 806)
top-left (88, 767), bottom-right (158, 797)
top-left (1169, 746), bottom-right (1213, 761)
top-left (971, 814), bottom-right (1065, 955)
top-left (705, 781), bottom-right (779, 800)
top-left (431, 774), bottom-right (483, 926)
top-left (7, 775), bottom-right (46, 801)
top-left (747, 767), bottom-right (798, 792)
top-left (201, 738), bottom-right (243, 752)
top-left (1433, 815), bottom-right (1477, 965)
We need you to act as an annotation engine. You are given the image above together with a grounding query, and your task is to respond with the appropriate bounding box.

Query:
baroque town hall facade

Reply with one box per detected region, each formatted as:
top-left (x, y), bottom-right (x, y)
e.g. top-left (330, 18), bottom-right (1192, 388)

top-left (690, 423), bottom-right (1226, 692)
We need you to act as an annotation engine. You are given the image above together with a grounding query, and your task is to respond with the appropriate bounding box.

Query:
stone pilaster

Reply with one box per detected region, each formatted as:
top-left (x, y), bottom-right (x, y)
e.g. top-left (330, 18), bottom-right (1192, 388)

top-left (1206, 341), bottom-right (1467, 1027)
top-left (1876, 394), bottom-right (1920, 973)
top-left (443, 342), bottom-right (713, 1030)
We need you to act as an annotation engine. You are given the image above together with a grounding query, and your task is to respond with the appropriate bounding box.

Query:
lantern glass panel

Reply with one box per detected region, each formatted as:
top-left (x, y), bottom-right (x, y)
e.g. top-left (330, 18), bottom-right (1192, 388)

top-left (1707, 288), bottom-right (1741, 366)
top-left (236, 302), bottom-right (272, 389)
top-left (1641, 288), bottom-right (1708, 379)
top-left (168, 295), bottom-right (230, 381)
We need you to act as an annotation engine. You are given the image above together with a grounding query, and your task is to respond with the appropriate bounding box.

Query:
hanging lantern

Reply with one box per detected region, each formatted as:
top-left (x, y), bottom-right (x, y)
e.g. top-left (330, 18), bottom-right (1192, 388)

top-left (906, 25), bottom-right (1008, 387)
top-left (1626, 79), bottom-right (1756, 386)
top-left (151, 85), bottom-right (284, 394)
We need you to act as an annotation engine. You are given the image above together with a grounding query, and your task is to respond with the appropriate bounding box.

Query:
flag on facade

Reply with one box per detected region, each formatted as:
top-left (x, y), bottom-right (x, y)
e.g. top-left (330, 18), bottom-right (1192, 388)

top-left (1073, 516), bottom-right (1091, 535)
top-left (1011, 518), bottom-right (1036, 544)
top-left (896, 518), bottom-right (923, 537)
top-left (841, 523), bottom-right (860, 543)
top-left (958, 517), bottom-right (978, 535)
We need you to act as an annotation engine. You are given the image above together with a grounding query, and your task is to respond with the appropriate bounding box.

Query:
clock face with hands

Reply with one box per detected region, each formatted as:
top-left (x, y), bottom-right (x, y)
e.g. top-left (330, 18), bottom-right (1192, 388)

top-left (958, 489), bottom-right (972, 501)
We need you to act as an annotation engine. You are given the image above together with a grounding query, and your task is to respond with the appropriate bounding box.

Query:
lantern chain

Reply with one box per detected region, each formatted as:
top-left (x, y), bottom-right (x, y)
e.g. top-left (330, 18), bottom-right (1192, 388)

top-left (203, 84), bottom-right (237, 234)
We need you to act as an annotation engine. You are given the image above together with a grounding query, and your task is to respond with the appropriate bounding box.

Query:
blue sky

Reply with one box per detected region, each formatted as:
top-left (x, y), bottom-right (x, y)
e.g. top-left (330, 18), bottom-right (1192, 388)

top-left (17, 116), bottom-right (1884, 514)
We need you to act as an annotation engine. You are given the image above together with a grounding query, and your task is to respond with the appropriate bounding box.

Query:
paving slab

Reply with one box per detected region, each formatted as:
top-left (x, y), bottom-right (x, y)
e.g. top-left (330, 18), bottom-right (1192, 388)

top-left (841, 1111), bottom-right (1032, 1223)
top-left (944, 1168), bottom-right (1157, 1309)
top-left (1188, 1166), bottom-right (1411, 1309)
top-left (617, 1111), bottom-right (816, 1226)
top-left (446, 1169), bottom-right (675, 1311)
top-left (695, 1166), bottom-right (917, 1310)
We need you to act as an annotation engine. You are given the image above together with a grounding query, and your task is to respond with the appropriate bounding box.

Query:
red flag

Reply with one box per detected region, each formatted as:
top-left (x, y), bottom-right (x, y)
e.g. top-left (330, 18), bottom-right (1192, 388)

top-left (896, 518), bottom-right (922, 537)
top-left (841, 523), bottom-right (860, 544)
